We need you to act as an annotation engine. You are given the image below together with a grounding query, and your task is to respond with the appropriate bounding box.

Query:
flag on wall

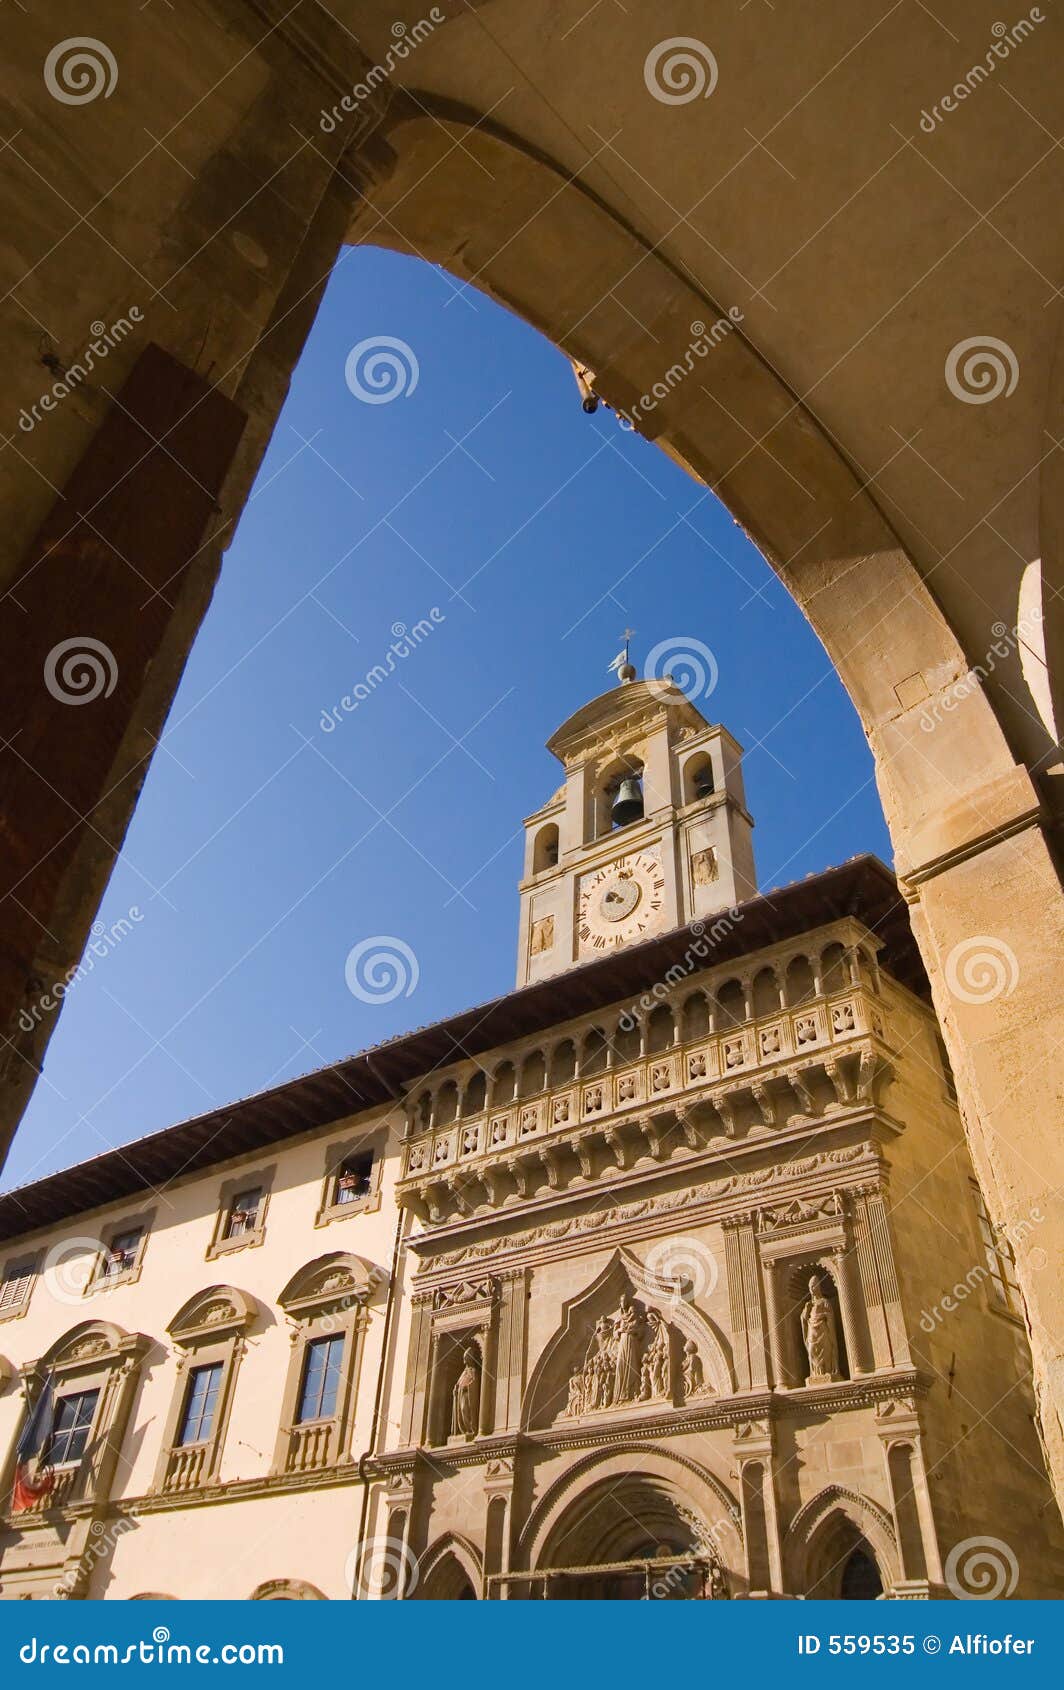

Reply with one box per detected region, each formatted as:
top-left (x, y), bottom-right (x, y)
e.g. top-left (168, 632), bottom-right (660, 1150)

top-left (11, 1374), bottom-right (55, 1514)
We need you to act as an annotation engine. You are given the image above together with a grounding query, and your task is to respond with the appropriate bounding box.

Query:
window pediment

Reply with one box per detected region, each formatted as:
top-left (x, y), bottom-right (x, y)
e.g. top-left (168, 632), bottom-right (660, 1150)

top-left (278, 1253), bottom-right (386, 1318)
top-left (167, 1286), bottom-right (258, 1345)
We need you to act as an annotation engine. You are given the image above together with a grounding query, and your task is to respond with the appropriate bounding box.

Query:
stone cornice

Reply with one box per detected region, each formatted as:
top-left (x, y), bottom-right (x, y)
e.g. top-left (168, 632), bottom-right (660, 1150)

top-left (411, 1130), bottom-right (889, 1278)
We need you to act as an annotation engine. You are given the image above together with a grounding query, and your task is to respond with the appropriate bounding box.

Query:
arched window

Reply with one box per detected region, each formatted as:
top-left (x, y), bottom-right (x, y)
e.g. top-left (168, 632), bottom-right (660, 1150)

top-left (155, 1289), bottom-right (257, 1496)
top-left (682, 992), bottom-right (710, 1041)
top-left (581, 1028), bottom-right (609, 1075)
top-left (274, 1255), bottom-right (384, 1476)
top-left (491, 1062), bottom-right (516, 1106)
top-left (532, 824), bottom-right (560, 874)
top-left (752, 966), bottom-right (780, 1018)
top-left (519, 1049), bottom-right (546, 1096)
top-left (462, 1071), bottom-right (487, 1116)
top-left (646, 1004), bottom-right (675, 1053)
top-left (549, 1040), bottom-right (576, 1087)
top-left (595, 758), bottom-right (644, 836)
top-left (784, 953), bottom-right (815, 1008)
top-left (683, 753), bottom-right (715, 805)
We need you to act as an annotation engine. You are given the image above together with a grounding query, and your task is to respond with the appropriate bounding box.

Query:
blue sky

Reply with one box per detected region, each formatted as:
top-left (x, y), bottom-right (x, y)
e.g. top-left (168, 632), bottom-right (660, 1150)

top-left (4, 246), bottom-right (890, 1191)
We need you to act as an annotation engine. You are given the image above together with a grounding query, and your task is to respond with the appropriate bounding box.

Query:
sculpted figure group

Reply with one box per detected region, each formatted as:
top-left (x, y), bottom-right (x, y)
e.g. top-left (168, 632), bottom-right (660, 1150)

top-left (564, 1294), bottom-right (709, 1417)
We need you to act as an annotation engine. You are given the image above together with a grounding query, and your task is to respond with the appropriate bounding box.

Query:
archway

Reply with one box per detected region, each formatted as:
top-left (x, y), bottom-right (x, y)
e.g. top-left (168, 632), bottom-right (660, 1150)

top-left (0, 5), bottom-right (1062, 1511)
top-left (784, 1486), bottom-right (899, 1599)
top-left (531, 1472), bottom-right (724, 1601)
top-left (415, 1534), bottom-right (482, 1602)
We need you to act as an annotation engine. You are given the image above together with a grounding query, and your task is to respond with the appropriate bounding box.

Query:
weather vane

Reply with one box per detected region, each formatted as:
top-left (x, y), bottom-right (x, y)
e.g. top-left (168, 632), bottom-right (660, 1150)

top-left (607, 629), bottom-right (637, 682)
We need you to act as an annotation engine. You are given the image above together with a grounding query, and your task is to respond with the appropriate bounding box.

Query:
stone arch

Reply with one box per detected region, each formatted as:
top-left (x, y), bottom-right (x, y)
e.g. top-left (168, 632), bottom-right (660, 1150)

top-left (415, 1532), bottom-right (482, 1601)
top-left (784, 1485), bottom-right (899, 1598)
top-left (0, 24), bottom-right (1060, 1507)
top-left (518, 1442), bottom-right (742, 1578)
top-left (250, 1579), bottom-right (325, 1601)
top-left (531, 821), bottom-right (559, 874)
top-left (521, 1246), bottom-right (734, 1430)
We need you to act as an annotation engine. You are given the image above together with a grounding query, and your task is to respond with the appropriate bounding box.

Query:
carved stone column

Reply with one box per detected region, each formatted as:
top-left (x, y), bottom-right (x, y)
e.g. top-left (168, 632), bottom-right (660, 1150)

top-left (831, 1243), bottom-right (869, 1376)
top-left (760, 1257), bottom-right (789, 1389)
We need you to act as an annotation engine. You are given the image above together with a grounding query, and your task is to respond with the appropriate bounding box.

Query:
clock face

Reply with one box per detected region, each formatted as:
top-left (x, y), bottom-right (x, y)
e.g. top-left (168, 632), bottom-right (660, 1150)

top-left (578, 852), bottom-right (666, 952)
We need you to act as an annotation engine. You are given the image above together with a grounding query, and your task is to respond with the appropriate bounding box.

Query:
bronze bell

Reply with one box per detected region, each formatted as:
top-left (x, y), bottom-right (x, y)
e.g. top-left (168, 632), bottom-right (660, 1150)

top-left (611, 775), bottom-right (644, 828)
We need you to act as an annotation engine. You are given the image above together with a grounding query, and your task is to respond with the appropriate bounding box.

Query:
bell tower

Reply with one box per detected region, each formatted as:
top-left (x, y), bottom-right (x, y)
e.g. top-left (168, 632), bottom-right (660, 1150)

top-left (516, 651), bottom-right (757, 986)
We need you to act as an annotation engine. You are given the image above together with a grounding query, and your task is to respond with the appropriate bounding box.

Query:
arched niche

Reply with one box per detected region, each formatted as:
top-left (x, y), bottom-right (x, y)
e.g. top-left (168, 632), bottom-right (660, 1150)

top-left (414, 1532), bottom-right (482, 1601)
top-left (521, 1247), bottom-right (734, 1431)
top-left (531, 822), bottom-right (559, 875)
top-left (783, 1484), bottom-right (899, 1598)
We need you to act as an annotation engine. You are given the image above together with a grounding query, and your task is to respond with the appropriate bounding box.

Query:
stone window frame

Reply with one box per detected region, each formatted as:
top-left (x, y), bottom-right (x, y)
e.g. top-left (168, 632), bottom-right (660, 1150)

top-left (153, 1287), bottom-right (258, 1496)
top-left (4, 1320), bottom-right (148, 1518)
top-left (969, 1180), bottom-right (1024, 1324)
top-left (314, 1125), bottom-right (388, 1230)
top-left (205, 1165), bottom-right (276, 1261)
top-left (422, 1283), bottom-right (499, 1448)
top-left (0, 1249), bottom-right (41, 1325)
top-left (271, 1256), bottom-right (380, 1477)
top-left (85, 1208), bottom-right (156, 1296)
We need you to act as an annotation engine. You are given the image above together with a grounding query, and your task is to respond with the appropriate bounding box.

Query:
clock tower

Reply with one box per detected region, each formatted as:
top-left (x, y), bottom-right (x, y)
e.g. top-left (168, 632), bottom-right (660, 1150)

top-left (516, 654), bottom-right (756, 986)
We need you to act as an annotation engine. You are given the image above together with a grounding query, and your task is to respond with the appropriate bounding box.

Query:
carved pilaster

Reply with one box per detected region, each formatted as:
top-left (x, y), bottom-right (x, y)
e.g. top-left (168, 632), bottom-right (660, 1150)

top-left (852, 1187), bottom-right (911, 1368)
top-left (832, 1243), bottom-right (869, 1376)
top-left (723, 1213), bottom-right (768, 1390)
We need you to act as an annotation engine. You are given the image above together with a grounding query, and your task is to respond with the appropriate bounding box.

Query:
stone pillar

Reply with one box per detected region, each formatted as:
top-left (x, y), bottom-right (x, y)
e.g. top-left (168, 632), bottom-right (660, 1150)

top-left (831, 1244), bottom-right (869, 1376)
top-left (851, 1186), bottom-right (895, 1370)
top-left (760, 1257), bottom-right (788, 1389)
top-left (723, 1214), bottom-right (769, 1390)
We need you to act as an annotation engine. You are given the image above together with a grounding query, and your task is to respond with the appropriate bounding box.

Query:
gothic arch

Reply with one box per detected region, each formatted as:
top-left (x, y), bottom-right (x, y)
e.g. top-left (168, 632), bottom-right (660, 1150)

top-left (783, 1484), bottom-right (899, 1597)
top-left (415, 1532), bottom-right (482, 1601)
top-left (521, 1246), bottom-right (734, 1429)
top-left (518, 1442), bottom-right (742, 1576)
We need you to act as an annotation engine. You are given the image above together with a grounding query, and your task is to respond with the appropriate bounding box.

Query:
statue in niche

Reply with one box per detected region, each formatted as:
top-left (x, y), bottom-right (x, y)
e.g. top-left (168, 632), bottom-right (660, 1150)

top-left (450, 1345), bottom-right (481, 1438)
top-left (682, 1338), bottom-right (706, 1397)
top-left (800, 1273), bottom-right (840, 1382)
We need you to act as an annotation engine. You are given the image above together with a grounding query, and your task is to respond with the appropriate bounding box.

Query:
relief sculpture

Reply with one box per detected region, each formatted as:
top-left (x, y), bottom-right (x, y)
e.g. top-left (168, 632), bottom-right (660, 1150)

top-left (562, 1294), bottom-right (711, 1417)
